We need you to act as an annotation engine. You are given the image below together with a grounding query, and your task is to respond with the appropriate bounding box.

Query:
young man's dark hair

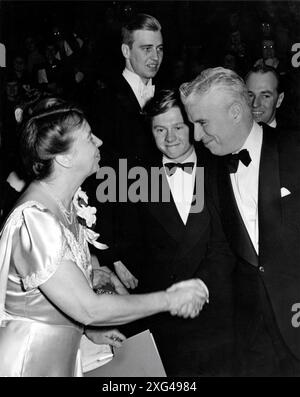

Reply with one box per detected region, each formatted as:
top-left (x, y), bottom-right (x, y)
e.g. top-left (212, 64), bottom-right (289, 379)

top-left (121, 13), bottom-right (161, 48)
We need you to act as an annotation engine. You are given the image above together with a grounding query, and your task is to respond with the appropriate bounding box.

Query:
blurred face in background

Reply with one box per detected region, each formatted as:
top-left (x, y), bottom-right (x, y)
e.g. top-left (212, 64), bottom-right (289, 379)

top-left (262, 39), bottom-right (275, 59)
top-left (13, 56), bottom-right (25, 73)
top-left (6, 81), bottom-right (19, 101)
top-left (45, 45), bottom-right (57, 63)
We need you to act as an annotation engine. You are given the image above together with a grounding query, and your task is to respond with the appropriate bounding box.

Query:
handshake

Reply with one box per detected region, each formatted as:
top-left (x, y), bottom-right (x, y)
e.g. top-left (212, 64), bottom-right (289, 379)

top-left (165, 279), bottom-right (209, 319)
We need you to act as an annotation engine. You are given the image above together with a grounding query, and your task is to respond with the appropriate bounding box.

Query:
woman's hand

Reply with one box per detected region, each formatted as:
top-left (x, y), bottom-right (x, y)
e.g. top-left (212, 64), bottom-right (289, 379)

top-left (92, 266), bottom-right (129, 295)
top-left (85, 327), bottom-right (126, 348)
top-left (113, 261), bottom-right (138, 289)
top-left (166, 279), bottom-right (209, 318)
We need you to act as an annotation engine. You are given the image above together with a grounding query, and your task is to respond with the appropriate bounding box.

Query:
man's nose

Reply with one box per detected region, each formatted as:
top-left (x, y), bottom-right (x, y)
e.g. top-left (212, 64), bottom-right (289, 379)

top-left (151, 48), bottom-right (159, 61)
top-left (193, 124), bottom-right (205, 142)
top-left (252, 96), bottom-right (261, 108)
top-left (166, 129), bottom-right (176, 142)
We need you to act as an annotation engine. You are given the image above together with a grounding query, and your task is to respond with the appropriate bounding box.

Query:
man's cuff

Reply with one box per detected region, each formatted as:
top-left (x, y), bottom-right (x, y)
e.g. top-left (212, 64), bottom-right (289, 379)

top-left (198, 279), bottom-right (209, 303)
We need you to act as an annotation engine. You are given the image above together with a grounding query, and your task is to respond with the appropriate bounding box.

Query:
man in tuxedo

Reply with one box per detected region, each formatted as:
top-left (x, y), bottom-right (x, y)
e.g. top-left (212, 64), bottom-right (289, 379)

top-left (245, 64), bottom-right (284, 128)
top-left (92, 13), bottom-right (163, 165)
top-left (180, 67), bottom-right (300, 376)
top-left (115, 89), bottom-right (235, 376)
top-left (86, 14), bottom-right (164, 287)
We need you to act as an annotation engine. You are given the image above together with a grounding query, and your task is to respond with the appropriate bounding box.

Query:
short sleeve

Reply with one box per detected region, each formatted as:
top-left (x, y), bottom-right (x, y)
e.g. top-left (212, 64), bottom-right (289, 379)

top-left (13, 205), bottom-right (66, 291)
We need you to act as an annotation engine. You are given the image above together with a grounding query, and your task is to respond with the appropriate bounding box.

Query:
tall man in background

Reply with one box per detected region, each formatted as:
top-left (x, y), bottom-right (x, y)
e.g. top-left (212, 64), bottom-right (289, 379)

top-left (87, 14), bottom-right (164, 288)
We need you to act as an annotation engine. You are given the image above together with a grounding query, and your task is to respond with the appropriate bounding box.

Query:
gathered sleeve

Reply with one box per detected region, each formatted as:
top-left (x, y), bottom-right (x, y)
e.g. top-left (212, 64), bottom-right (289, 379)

top-left (13, 206), bottom-right (67, 291)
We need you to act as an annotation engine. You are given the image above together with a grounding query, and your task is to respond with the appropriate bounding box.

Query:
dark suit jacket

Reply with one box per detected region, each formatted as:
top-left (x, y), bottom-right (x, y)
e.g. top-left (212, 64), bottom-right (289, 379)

top-left (209, 123), bottom-right (300, 360)
top-left (84, 75), bottom-right (160, 266)
top-left (115, 149), bottom-right (235, 375)
top-left (90, 74), bottom-right (158, 165)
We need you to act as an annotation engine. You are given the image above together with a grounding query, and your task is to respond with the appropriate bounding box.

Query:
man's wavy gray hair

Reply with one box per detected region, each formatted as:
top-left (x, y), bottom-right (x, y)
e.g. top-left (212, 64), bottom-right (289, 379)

top-left (180, 67), bottom-right (251, 109)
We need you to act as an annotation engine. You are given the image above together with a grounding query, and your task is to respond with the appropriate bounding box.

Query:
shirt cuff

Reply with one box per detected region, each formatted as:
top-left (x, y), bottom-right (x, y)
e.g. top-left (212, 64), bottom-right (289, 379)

top-left (198, 279), bottom-right (209, 303)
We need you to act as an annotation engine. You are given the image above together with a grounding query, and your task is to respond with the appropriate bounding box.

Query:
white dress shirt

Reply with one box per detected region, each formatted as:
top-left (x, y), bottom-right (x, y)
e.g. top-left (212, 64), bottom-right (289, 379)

top-left (163, 149), bottom-right (209, 302)
top-left (269, 118), bottom-right (277, 128)
top-left (122, 68), bottom-right (155, 109)
top-left (230, 122), bottom-right (263, 253)
top-left (163, 150), bottom-right (197, 225)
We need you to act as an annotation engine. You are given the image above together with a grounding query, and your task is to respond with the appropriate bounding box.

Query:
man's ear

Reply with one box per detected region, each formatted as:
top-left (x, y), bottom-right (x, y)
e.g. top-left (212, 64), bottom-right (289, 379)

top-left (276, 92), bottom-right (284, 108)
top-left (54, 153), bottom-right (73, 169)
top-left (229, 102), bottom-right (242, 123)
top-left (121, 43), bottom-right (130, 59)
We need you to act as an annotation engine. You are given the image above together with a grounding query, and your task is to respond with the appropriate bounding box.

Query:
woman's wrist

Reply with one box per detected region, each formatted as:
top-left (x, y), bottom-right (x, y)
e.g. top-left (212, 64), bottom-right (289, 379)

top-left (162, 290), bottom-right (171, 313)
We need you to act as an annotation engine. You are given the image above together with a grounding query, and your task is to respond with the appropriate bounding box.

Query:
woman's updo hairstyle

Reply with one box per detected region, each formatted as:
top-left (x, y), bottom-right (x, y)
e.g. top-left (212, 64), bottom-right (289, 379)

top-left (19, 97), bottom-right (85, 180)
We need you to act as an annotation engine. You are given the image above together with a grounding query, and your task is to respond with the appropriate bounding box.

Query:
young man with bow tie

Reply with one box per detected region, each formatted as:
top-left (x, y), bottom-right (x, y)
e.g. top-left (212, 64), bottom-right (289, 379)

top-left (115, 89), bottom-right (235, 376)
top-left (180, 67), bottom-right (300, 376)
top-left (85, 14), bottom-right (164, 288)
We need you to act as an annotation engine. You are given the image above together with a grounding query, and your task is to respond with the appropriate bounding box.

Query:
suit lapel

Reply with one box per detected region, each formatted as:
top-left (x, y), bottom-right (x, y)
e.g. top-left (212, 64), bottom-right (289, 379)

top-left (146, 155), bottom-right (206, 251)
top-left (218, 158), bottom-right (258, 267)
top-left (117, 76), bottom-right (142, 115)
top-left (146, 162), bottom-right (186, 243)
top-left (176, 159), bottom-right (206, 258)
top-left (258, 126), bottom-right (281, 263)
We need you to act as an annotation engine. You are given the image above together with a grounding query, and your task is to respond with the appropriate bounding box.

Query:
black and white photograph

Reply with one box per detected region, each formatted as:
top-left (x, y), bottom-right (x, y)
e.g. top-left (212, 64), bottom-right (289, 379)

top-left (0, 0), bottom-right (300, 381)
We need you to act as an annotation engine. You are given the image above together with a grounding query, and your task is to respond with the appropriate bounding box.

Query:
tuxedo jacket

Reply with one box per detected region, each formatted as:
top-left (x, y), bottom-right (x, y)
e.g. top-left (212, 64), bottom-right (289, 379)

top-left (90, 74), bottom-right (158, 165)
top-left (85, 75), bottom-right (160, 264)
top-left (208, 123), bottom-right (300, 359)
top-left (115, 149), bottom-right (235, 374)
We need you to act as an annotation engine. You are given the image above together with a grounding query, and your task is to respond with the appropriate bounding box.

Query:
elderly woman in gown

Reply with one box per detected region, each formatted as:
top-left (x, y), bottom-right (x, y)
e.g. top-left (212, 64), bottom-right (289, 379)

top-left (0, 98), bottom-right (208, 376)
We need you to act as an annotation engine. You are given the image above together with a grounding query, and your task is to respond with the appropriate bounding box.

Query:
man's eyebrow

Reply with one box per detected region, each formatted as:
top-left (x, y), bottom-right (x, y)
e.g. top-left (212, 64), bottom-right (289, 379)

top-left (194, 118), bottom-right (206, 124)
top-left (260, 90), bottom-right (273, 94)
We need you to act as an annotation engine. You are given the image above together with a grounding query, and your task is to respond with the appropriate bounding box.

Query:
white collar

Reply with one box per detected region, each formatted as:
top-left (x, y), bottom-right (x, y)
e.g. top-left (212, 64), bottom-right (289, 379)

top-left (268, 118), bottom-right (277, 128)
top-left (122, 68), bottom-right (154, 108)
top-left (238, 121), bottom-right (263, 168)
top-left (163, 148), bottom-right (196, 166)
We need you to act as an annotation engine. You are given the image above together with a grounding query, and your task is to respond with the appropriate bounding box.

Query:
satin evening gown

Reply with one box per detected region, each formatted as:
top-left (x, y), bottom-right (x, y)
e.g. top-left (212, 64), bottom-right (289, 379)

top-left (0, 201), bottom-right (93, 377)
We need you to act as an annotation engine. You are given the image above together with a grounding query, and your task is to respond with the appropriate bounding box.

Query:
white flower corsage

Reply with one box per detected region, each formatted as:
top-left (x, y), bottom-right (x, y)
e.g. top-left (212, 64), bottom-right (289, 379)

top-left (73, 187), bottom-right (108, 250)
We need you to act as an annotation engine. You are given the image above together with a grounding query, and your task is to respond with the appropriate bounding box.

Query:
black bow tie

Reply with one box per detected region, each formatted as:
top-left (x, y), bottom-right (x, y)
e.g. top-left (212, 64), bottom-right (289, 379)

top-left (164, 162), bottom-right (195, 177)
top-left (225, 149), bottom-right (251, 173)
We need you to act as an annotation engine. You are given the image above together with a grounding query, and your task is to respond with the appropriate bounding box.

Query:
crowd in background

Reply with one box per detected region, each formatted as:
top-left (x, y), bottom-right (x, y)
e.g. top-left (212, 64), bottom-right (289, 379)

top-left (1, 0), bottom-right (300, 222)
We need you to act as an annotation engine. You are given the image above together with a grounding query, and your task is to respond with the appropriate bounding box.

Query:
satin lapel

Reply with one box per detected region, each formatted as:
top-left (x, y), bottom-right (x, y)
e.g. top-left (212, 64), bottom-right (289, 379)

top-left (146, 163), bottom-right (186, 243)
top-left (218, 159), bottom-right (258, 267)
top-left (258, 127), bottom-right (281, 263)
top-left (176, 161), bottom-right (206, 259)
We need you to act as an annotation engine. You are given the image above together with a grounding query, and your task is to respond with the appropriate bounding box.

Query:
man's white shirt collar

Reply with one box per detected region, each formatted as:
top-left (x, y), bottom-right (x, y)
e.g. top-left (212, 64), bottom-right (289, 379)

top-left (162, 148), bottom-right (197, 225)
top-left (237, 121), bottom-right (263, 170)
top-left (122, 68), bottom-right (155, 109)
top-left (230, 121), bottom-right (263, 254)
top-left (268, 118), bottom-right (277, 128)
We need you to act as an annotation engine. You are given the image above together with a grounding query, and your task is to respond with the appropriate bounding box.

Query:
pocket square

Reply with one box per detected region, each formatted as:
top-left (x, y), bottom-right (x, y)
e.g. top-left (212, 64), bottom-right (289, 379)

top-left (280, 187), bottom-right (291, 197)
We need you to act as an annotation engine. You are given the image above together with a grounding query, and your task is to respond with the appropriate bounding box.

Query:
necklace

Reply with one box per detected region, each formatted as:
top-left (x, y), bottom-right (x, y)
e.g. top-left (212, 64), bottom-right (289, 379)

top-left (39, 181), bottom-right (75, 225)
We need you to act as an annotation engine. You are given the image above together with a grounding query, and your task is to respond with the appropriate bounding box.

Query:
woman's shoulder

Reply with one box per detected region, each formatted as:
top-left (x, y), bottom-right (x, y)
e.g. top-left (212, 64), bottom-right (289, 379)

top-left (7, 182), bottom-right (60, 224)
top-left (2, 198), bottom-right (60, 236)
